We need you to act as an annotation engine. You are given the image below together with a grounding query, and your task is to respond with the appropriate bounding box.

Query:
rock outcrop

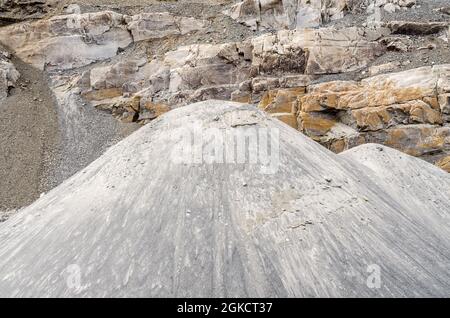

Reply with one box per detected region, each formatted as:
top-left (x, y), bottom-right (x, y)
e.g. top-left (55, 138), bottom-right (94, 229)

top-left (385, 20), bottom-right (449, 35)
top-left (0, 51), bottom-right (19, 100)
top-left (8, 8), bottom-right (442, 171)
top-left (127, 12), bottom-right (206, 42)
top-left (0, 101), bottom-right (448, 297)
top-left (0, 2), bottom-right (448, 172)
top-left (256, 65), bottom-right (450, 170)
top-left (302, 65), bottom-right (450, 167)
top-left (0, 0), bottom-right (55, 23)
top-left (223, 0), bottom-right (358, 30)
top-left (224, 0), bottom-right (418, 31)
top-left (74, 26), bottom-right (382, 124)
top-left (0, 1), bottom-right (449, 298)
top-left (0, 11), bottom-right (133, 70)
top-left (0, 11), bottom-right (206, 70)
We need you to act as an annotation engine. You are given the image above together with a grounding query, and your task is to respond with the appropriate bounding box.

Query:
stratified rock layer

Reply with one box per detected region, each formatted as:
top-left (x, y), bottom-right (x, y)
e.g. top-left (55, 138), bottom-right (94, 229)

top-left (0, 10), bottom-right (206, 70)
top-left (253, 65), bottom-right (450, 170)
top-left (1, 5), bottom-right (448, 173)
top-left (73, 26), bottom-right (382, 123)
top-left (261, 65), bottom-right (450, 170)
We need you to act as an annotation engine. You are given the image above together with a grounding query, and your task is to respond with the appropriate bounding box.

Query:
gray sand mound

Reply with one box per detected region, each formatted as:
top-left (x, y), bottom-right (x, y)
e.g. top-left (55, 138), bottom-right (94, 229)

top-left (0, 101), bottom-right (448, 297)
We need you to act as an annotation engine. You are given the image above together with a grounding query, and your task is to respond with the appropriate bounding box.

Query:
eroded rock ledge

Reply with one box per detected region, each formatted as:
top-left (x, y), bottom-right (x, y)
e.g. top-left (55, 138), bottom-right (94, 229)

top-left (223, 0), bottom-right (420, 30)
top-left (259, 65), bottom-right (450, 170)
top-left (72, 25), bottom-right (384, 123)
top-left (0, 5), bottom-right (449, 172)
top-left (0, 10), bottom-right (206, 70)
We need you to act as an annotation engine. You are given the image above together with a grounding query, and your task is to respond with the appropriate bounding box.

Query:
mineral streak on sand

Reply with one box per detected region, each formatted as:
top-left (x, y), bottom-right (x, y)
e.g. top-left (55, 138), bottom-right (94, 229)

top-left (0, 101), bottom-right (448, 297)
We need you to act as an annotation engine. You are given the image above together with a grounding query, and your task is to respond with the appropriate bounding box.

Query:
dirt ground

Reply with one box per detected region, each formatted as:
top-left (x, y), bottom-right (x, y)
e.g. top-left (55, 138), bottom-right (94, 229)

top-left (0, 55), bottom-right (60, 210)
top-left (0, 49), bottom-right (138, 213)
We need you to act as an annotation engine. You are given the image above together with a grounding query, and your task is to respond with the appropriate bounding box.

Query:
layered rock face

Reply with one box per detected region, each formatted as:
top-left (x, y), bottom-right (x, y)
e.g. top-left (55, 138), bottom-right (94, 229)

top-left (253, 65), bottom-right (450, 172)
top-left (1, 1), bottom-right (449, 173)
top-left (262, 65), bottom-right (450, 170)
top-left (76, 26), bottom-right (382, 123)
top-left (0, 11), bottom-right (206, 70)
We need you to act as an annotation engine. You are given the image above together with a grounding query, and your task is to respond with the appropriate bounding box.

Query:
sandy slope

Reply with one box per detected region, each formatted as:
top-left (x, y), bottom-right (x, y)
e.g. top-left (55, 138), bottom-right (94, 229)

top-left (0, 53), bottom-right (138, 212)
top-left (0, 101), bottom-right (448, 297)
top-left (1, 0), bottom-right (449, 212)
top-left (0, 55), bottom-right (59, 210)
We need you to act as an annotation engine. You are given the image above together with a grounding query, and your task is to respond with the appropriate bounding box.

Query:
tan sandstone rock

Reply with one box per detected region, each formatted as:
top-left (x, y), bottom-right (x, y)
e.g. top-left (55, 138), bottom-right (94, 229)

top-left (436, 156), bottom-right (450, 173)
top-left (246, 64), bottom-right (450, 169)
top-left (125, 13), bottom-right (205, 42)
top-left (386, 21), bottom-right (450, 35)
top-left (252, 27), bottom-right (384, 75)
top-left (0, 11), bottom-right (205, 71)
top-left (293, 65), bottom-right (450, 168)
top-left (0, 11), bottom-right (132, 70)
top-left (74, 26), bottom-right (381, 125)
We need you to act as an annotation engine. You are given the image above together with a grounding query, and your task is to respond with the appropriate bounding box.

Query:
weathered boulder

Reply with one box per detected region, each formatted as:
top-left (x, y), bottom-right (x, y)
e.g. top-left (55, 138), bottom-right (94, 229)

top-left (0, 11), bottom-right (132, 70)
top-left (437, 155), bottom-right (450, 173)
top-left (0, 52), bottom-right (19, 100)
top-left (223, 0), bottom-right (352, 30)
top-left (295, 65), bottom-right (450, 169)
top-left (126, 12), bottom-right (205, 42)
top-left (251, 27), bottom-right (384, 75)
top-left (385, 21), bottom-right (450, 35)
top-left (0, 11), bottom-right (205, 70)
